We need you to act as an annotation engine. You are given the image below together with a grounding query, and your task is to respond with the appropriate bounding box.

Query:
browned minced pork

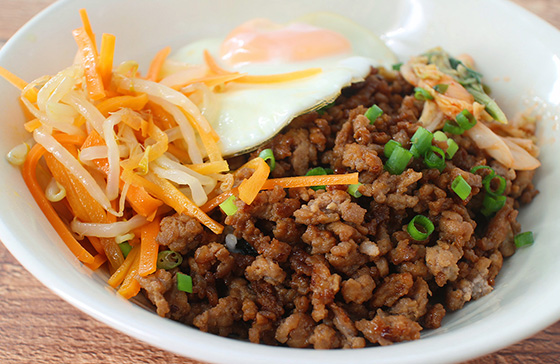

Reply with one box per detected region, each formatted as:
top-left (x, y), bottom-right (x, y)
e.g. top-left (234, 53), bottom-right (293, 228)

top-left (139, 68), bottom-right (538, 348)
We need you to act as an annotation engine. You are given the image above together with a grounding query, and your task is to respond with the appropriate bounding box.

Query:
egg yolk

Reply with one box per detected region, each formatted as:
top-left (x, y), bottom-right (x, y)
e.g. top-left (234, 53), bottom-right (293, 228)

top-left (220, 18), bottom-right (352, 67)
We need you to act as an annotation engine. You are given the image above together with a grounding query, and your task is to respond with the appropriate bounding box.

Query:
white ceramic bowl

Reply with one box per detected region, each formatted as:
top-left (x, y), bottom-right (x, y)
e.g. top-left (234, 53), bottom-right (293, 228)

top-left (1, 0), bottom-right (560, 363)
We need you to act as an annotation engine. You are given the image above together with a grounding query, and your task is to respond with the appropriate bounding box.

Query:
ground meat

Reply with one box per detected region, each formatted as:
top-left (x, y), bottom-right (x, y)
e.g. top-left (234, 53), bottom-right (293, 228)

top-left (143, 67), bottom-right (537, 348)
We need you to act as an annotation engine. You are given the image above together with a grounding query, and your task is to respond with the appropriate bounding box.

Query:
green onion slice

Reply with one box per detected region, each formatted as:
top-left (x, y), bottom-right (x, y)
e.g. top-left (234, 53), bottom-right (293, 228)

top-left (384, 139), bottom-right (401, 158)
top-left (392, 62), bottom-right (403, 71)
top-left (451, 175), bottom-right (472, 200)
top-left (157, 250), bottom-right (183, 270)
top-left (470, 165), bottom-right (495, 177)
top-left (365, 104), bottom-right (383, 124)
top-left (176, 272), bottom-right (193, 293)
top-left (414, 87), bottom-right (434, 101)
top-left (219, 195), bottom-right (238, 216)
top-left (258, 148), bottom-right (276, 171)
top-left (347, 183), bottom-right (362, 198)
top-left (119, 242), bottom-right (132, 258)
top-left (433, 131), bottom-right (448, 142)
top-left (407, 215), bottom-right (435, 241)
top-left (443, 120), bottom-right (465, 135)
top-left (410, 127), bottom-right (433, 156)
top-left (446, 138), bottom-right (459, 159)
top-left (514, 231), bottom-right (534, 248)
top-left (424, 146), bottom-right (446, 172)
top-left (434, 84), bottom-right (449, 94)
top-left (455, 109), bottom-right (477, 131)
top-left (385, 146), bottom-right (413, 175)
top-left (317, 101), bottom-right (335, 115)
top-left (483, 173), bottom-right (506, 196)
top-left (481, 194), bottom-right (506, 217)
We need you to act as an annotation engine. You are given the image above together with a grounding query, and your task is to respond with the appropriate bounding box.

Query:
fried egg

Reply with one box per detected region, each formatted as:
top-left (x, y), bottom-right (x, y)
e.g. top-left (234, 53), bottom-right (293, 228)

top-left (167, 12), bottom-right (397, 156)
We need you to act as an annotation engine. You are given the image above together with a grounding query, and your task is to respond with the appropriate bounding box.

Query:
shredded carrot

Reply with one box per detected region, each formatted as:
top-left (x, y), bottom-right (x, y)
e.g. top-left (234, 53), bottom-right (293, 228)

top-left (44, 148), bottom-right (124, 271)
top-left (167, 143), bottom-right (192, 162)
top-left (22, 144), bottom-right (94, 264)
top-left (117, 248), bottom-right (141, 299)
top-left (203, 49), bottom-right (232, 76)
top-left (238, 157), bottom-right (271, 205)
top-left (203, 49), bottom-right (322, 83)
top-left (201, 187), bottom-right (238, 213)
top-left (108, 245), bottom-right (140, 288)
top-left (73, 27), bottom-right (106, 100)
top-left (84, 253), bottom-right (107, 270)
top-left (98, 33), bottom-right (116, 89)
top-left (146, 46), bottom-right (171, 82)
top-left (121, 169), bottom-right (223, 234)
top-left (261, 173), bottom-right (359, 190)
top-left (96, 93), bottom-right (149, 117)
top-left (53, 133), bottom-right (86, 146)
top-left (187, 160), bottom-right (230, 175)
top-left (80, 130), bottom-right (163, 219)
top-left (138, 217), bottom-right (161, 277)
top-left (174, 73), bottom-right (245, 90)
top-left (0, 66), bottom-right (38, 102)
top-left (88, 236), bottom-right (106, 255)
top-left (24, 119), bottom-right (42, 132)
top-left (188, 116), bottom-right (223, 161)
top-left (79, 8), bottom-right (97, 55)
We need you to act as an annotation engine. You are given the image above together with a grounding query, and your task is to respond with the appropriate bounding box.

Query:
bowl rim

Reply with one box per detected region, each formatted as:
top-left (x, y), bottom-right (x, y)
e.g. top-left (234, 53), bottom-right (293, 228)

top-left (1, 0), bottom-right (560, 363)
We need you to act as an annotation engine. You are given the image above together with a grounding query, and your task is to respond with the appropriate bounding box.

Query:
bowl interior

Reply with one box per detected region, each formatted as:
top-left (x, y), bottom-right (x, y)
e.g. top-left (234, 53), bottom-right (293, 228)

top-left (1, 0), bottom-right (560, 363)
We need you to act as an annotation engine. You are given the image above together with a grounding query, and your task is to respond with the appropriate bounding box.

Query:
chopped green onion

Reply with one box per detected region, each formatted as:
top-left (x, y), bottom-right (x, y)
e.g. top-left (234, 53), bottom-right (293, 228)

top-left (483, 173), bottom-right (506, 196)
top-left (157, 250), bottom-right (183, 270)
top-left (392, 62), bottom-right (403, 71)
top-left (258, 148), bottom-right (276, 171)
top-left (219, 195), bottom-right (238, 216)
top-left (384, 140), bottom-right (401, 158)
top-left (414, 87), bottom-right (434, 101)
top-left (433, 131), bottom-right (448, 142)
top-left (176, 272), bottom-right (193, 293)
top-left (470, 165), bottom-right (495, 177)
top-left (347, 183), bottom-right (362, 198)
top-left (384, 146), bottom-right (413, 175)
top-left (451, 175), bottom-right (472, 200)
top-left (119, 242), bottom-right (132, 258)
top-left (481, 194), bottom-right (506, 217)
top-left (455, 109), bottom-right (477, 131)
top-left (365, 104), bottom-right (383, 124)
top-left (443, 120), bottom-right (465, 135)
top-left (424, 146), bottom-right (446, 172)
top-left (410, 127), bottom-right (433, 156)
top-left (407, 215), bottom-right (435, 241)
top-left (446, 138), bottom-right (459, 159)
top-left (514, 231), bottom-right (534, 248)
top-left (434, 84), bottom-right (449, 94)
top-left (306, 167), bottom-right (331, 190)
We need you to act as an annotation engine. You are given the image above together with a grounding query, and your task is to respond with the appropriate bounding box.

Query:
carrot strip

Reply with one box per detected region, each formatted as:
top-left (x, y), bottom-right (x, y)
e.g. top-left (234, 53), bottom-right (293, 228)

top-left (146, 46), bottom-right (171, 82)
top-left (79, 8), bottom-right (97, 55)
top-left (43, 149), bottom-right (125, 271)
top-left (138, 217), bottom-right (161, 277)
top-left (96, 93), bottom-right (149, 117)
top-left (84, 253), bottom-right (107, 270)
top-left (98, 33), bottom-right (116, 89)
top-left (24, 119), bottom-right (42, 132)
top-left (261, 173), bottom-right (359, 190)
top-left (88, 236), bottom-right (106, 255)
top-left (187, 160), bottom-right (230, 175)
top-left (174, 73), bottom-right (245, 90)
top-left (117, 248), bottom-right (142, 299)
top-left (22, 144), bottom-right (94, 264)
top-left (121, 169), bottom-right (223, 234)
top-left (238, 158), bottom-right (271, 205)
top-left (53, 133), bottom-right (86, 146)
top-left (0, 66), bottom-right (38, 102)
top-left (237, 68), bottom-right (322, 84)
top-left (108, 246), bottom-right (140, 288)
top-left (203, 50), bottom-right (322, 83)
top-left (73, 27), bottom-right (106, 100)
top-left (201, 187), bottom-right (238, 213)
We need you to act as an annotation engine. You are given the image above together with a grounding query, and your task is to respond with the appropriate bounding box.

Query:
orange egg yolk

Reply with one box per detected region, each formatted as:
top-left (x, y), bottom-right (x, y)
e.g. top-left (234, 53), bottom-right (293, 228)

top-left (220, 18), bottom-right (351, 67)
